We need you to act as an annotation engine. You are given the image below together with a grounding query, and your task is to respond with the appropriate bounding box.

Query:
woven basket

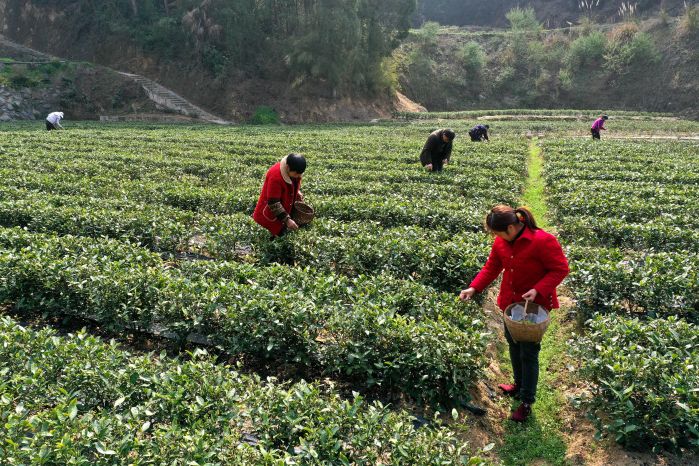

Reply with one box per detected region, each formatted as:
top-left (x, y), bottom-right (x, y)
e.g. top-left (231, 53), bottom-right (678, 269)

top-left (503, 301), bottom-right (550, 343)
top-left (291, 201), bottom-right (315, 225)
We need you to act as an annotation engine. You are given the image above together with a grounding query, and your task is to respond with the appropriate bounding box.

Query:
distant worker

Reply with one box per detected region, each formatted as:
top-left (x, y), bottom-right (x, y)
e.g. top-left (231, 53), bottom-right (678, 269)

top-left (420, 128), bottom-right (455, 172)
top-left (253, 153), bottom-right (306, 237)
top-left (45, 112), bottom-right (64, 131)
top-left (591, 115), bottom-right (608, 140)
top-left (468, 124), bottom-right (489, 142)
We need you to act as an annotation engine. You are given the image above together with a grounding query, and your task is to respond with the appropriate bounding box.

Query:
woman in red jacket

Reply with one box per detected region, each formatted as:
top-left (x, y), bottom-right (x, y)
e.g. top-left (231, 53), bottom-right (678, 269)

top-left (253, 153), bottom-right (306, 237)
top-left (460, 205), bottom-right (569, 422)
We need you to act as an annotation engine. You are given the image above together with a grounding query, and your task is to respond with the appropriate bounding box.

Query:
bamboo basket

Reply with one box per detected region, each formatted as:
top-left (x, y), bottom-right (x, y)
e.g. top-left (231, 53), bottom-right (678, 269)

top-left (504, 300), bottom-right (550, 343)
top-left (291, 201), bottom-right (315, 225)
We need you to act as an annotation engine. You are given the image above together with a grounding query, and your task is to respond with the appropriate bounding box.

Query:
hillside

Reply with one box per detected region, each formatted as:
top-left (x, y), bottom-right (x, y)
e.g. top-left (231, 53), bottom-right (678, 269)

top-left (396, 13), bottom-right (699, 117)
top-left (1, 1), bottom-right (696, 120)
top-left (0, 0), bottom-right (414, 123)
top-left (415, 0), bottom-right (688, 28)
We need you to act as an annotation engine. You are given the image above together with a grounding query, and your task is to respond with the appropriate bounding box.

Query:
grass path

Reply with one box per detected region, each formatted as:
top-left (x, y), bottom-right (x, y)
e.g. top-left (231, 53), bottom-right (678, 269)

top-left (497, 139), bottom-right (571, 465)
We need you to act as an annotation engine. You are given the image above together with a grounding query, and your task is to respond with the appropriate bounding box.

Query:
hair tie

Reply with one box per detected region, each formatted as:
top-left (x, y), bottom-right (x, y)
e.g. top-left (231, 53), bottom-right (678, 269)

top-left (516, 212), bottom-right (525, 222)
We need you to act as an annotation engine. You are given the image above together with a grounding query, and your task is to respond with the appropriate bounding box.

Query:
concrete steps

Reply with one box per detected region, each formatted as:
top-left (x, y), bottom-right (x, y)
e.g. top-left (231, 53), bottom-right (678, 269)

top-left (117, 72), bottom-right (229, 125)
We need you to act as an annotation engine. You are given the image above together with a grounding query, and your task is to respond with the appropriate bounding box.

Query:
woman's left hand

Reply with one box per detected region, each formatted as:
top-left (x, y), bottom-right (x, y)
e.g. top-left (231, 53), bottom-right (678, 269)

top-left (522, 288), bottom-right (538, 301)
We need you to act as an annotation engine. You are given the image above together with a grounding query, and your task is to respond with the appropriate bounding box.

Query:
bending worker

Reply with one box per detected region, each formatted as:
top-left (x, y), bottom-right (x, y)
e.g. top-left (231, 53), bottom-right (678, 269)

top-left (253, 153), bottom-right (306, 237)
top-left (419, 128), bottom-right (455, 172)
top-left (468, 123), bottom-right (489, 142)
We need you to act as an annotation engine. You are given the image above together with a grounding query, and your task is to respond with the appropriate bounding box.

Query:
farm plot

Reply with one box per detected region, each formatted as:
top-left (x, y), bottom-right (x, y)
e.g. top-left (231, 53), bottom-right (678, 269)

top-left (543, 138), bottom-right (699, 451)
top-left (0, 123), bottom-right (528, 409)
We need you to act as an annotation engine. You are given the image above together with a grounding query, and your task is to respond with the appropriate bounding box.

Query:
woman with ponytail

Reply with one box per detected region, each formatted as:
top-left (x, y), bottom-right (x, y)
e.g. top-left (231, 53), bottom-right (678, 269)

top-left (460, 205), bottom-right (569, 422)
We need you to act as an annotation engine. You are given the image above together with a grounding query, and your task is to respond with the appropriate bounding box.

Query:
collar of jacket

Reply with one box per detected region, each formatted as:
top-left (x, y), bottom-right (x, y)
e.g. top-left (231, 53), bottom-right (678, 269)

top-left (279, 156), bottom-right (293, 184)
top-left (502, 226), bottom-right (536, 248)
top-left (514, 226), bottom-right (536, 244)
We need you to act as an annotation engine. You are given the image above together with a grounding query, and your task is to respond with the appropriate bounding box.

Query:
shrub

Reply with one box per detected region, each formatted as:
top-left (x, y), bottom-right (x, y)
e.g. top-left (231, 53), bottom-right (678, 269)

top-left (249, 105), bottom-right (280, 124)
top-left (565, 31), bottom-right (607, 72)
top-left (605, 30), bottom-right (660, 77)
top-left (506, 7), bottom-right (541, 32)
top-left (0, 316), bottom-right (493, 463)
top-left (558, 68), bottom-right (573, 91)
top-left (9, 70), bottom-right (40, 89)
top-left (679, 3), bottom-right (699, 38)
top-left (414, 21), bottom-right (441, 49)
top-left (458, 41), bottom-right (485, 79)
top-left (572, 315), bottom-right (699, 451)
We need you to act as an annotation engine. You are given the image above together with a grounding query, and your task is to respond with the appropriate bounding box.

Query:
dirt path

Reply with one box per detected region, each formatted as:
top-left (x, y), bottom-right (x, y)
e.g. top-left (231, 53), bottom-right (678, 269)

top-left (478, 115), bottom-right (680, 122)
top-left (573, 134), bottom-right (699, 141)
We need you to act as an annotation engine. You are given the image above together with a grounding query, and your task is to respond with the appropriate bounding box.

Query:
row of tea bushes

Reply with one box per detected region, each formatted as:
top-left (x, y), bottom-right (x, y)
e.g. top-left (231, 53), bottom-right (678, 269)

top-left (543, 138), bottom-right (699, 451)
top-left (0, 316), bottom-right (492, 465)
top-left (0, 227), bottom-right (489, 403)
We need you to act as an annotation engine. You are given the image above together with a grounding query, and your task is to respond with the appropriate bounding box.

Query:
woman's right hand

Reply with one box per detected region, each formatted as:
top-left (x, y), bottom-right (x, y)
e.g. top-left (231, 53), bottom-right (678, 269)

top-left (459, 287), bottom-right (476, 301)
top-left (286, 218), bottom-right (299, 231)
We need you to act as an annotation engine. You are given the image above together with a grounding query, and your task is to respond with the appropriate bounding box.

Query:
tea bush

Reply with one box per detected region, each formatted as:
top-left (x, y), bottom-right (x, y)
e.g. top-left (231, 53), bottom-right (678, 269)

top-left (572, 315), bottom-right (699, 451)
top-left (0, 316), bottom-right (492, 464)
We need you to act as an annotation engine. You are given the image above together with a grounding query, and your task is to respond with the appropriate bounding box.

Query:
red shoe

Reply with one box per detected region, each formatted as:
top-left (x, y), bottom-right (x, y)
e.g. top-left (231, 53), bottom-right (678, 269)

top-left (510, 402), bottom-right (532, 422)
top-left (497, 383), bottom-right (519, 396)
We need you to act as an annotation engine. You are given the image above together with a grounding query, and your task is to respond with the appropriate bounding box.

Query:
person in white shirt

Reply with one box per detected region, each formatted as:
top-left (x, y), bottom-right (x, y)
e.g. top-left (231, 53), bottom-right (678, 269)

top-left (46, 112), bottom-right (64, 131)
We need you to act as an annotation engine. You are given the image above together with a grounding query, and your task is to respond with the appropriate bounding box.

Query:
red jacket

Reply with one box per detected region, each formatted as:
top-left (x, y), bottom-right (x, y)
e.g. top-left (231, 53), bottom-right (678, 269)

top-left (252, 160), bottom-right (301, 236)
top-left (469, 227), bottom-right (569, 311)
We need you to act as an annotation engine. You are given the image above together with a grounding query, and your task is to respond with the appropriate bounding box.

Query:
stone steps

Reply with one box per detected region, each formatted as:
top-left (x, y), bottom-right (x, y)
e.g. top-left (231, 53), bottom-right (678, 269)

top-left (117, 71), bottom-right (230, 124)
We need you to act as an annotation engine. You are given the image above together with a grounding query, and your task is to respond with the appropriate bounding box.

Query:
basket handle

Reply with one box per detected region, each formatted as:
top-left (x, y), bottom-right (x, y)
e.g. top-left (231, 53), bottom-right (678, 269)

top-left (524, 299), bottom-right (533, 315)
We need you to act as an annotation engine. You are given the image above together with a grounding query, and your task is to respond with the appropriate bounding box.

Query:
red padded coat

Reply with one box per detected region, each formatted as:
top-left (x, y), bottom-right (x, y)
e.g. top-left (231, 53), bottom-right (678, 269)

top-left (469, 227), bottom-right (569, 311)
top-left (252, 161), bottom-right (301, 236)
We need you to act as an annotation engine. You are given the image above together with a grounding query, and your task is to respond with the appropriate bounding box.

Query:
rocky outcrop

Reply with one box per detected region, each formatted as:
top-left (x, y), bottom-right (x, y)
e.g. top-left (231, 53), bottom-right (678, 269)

top-left (0, 85), bottom-right (49, 121)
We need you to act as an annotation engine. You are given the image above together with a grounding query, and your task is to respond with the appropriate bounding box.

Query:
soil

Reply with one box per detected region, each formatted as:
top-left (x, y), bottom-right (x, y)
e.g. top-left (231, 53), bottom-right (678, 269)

top-left (395, 91), bottom-right (427, 113)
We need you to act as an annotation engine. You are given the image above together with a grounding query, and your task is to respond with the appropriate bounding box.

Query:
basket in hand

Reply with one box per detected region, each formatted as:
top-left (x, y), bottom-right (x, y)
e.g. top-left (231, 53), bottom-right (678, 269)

top-left (503, 301), bottom-right (550, 343)
top-left (291, 201), bottom-right (315, 226)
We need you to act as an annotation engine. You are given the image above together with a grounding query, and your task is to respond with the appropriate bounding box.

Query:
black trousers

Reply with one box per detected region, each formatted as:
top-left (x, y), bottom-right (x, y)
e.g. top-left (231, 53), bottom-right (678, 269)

top-left (504, 322), bottom-right (541, 404)
top-left (591, 129), bottom-right (600, 139)
top-left (430, 153), bottom-right (444, 172)
top-left (46, 121), bottom-right (57, 131)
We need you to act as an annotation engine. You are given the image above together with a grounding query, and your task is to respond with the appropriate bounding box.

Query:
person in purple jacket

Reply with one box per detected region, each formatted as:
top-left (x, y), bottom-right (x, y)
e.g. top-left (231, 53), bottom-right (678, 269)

top-left (591, 115), bottom-right (608, 140)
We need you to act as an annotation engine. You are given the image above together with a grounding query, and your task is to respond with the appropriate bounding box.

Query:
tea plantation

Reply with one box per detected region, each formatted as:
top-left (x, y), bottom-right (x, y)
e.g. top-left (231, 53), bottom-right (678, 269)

top-left (0, 117), bottom-right (696, 463)
top-left (544, 139), bottom-right (699, 451)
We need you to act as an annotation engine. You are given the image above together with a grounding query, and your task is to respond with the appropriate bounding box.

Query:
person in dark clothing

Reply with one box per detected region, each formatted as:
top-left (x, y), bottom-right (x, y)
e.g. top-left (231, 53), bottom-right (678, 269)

top-left (469, 124), bottom-right (489, 142)
top-left (419, 128), bottom-right (455, 172)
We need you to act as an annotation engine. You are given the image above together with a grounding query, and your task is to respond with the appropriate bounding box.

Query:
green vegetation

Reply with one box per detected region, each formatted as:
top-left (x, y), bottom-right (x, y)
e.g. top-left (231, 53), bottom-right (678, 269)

top-left (521, 140), bottom-right (547, 227)
top-left (0, 316), bottom-right (492, 464)
top-left (0, 123), bottom-right (529, 407)
top-left (572, 316), bottom-right (698, 451)
top-left (62, 0), bottom-right (415, 96)
top-left (500, 314), bottom-right (568, 465)
top-left (499, 140), bottom-right (568, 465)
top-left (249, 106), bottom-right (280, 125)
top-left (0, 59), bottom-right (71, 89)
top-left (397, 7), bottom-right (689, 113)
top-left (0, 115), bottom-right (697, 462)
top-left (543, 137), bottom-right (699, 451)
top-left (545, 139), bottom-right (699, 323)
top-left (505, 7), bottom-right (541, 33)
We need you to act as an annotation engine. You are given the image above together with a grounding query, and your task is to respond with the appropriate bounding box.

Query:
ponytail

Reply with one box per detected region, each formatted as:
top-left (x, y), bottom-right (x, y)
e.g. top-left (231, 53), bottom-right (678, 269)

top-left (485, 204), bottom-right (540, 233)
top-left (514, 207), bottom-right (539, 230)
